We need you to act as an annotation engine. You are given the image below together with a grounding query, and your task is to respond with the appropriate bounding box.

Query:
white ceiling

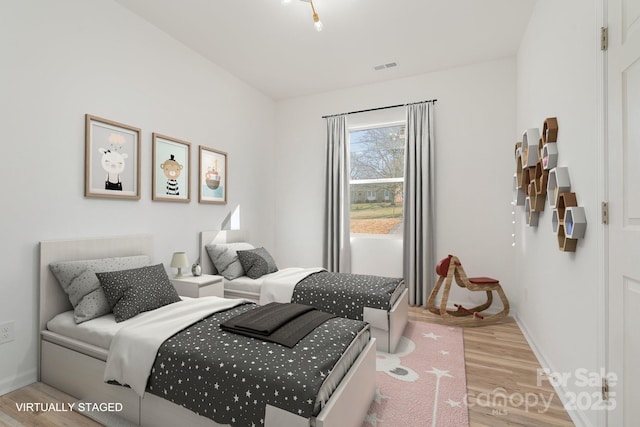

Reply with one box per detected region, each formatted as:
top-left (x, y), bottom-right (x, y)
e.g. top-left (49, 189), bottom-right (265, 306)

top-left (114, 0), bottom-right (537, 100)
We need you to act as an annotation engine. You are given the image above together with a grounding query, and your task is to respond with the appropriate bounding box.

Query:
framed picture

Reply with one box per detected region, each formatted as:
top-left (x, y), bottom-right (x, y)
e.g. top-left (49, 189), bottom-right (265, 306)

top-left (152, 133), bottom-right (191, 202)
top-left (199, 146), bottom-right (227, 204)
top-left (85, 114), bottom-right (141, 199)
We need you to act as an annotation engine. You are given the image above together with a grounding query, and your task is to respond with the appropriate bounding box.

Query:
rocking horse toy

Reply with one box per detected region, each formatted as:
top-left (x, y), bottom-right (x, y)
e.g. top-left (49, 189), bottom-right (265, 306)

top-left (427, 254), bottom-right (510, 326)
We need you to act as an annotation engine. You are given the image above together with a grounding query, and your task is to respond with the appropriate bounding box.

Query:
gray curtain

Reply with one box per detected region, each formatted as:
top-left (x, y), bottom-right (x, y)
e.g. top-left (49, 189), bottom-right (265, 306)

top-left (323, 115), bottom-right (351, 273)
top-left (403, 102), bottom-right (435, 306)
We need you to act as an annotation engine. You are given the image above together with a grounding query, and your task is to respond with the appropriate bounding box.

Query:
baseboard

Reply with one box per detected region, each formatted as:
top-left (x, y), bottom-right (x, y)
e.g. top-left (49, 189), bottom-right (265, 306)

top-left (514, 314), bottom-right (596, 427)
top-left (0, 369), bottom-right (37, 397)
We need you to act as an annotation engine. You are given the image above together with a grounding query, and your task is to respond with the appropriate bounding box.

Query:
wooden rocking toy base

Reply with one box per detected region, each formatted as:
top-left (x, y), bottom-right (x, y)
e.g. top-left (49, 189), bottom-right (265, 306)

top-left (427, 256), bottom-right (510, 327)
top-left (427, 290), bottom-right (509, 326)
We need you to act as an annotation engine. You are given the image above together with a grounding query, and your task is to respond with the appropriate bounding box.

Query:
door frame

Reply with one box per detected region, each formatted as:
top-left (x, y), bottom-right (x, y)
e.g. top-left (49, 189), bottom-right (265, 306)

top-left (598, 0), bottom-right (609, 426)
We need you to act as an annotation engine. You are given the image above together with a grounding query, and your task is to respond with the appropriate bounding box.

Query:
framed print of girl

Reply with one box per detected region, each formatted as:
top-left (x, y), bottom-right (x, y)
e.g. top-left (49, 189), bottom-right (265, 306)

top-left (152, 133), bottom-right (191, 203)
top-left (85, 114), bottom-right (141, 200)
top-left (199, 146), bottom-right (227, 204)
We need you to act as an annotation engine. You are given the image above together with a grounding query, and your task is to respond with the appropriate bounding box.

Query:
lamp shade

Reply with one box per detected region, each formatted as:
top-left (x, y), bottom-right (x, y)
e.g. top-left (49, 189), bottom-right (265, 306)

top-left (170, 252), bottom-right (189, 277)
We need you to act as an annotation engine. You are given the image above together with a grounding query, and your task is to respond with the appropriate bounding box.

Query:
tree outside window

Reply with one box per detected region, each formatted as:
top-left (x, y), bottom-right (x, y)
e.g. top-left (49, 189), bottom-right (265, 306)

top-left (349, 122), bottom-right (405, 235)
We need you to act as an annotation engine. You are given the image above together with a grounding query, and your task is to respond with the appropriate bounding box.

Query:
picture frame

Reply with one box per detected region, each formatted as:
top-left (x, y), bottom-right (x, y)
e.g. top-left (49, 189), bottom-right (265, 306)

top-left (85, 114), bottom-right (141, 200)
top-left (152, 133), bottom-right (191, 202)
top-left (199, 146), bottom-right (227, 204)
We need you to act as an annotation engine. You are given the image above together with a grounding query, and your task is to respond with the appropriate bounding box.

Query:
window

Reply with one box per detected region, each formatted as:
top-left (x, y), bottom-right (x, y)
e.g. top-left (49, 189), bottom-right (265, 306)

top-left (349, 122), bottom-right (405, 235)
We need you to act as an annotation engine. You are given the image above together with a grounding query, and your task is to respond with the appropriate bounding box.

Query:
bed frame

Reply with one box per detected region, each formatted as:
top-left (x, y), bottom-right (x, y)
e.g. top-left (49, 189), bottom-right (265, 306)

top-left (39, 234), bottom-right (376, 427)
top-left (200, 230), bottom-right (408, 353)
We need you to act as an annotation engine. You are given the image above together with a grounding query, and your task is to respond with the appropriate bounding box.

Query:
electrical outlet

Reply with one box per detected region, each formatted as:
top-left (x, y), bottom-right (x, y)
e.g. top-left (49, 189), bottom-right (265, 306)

top-left (0, 321), bottom-right (15, 344)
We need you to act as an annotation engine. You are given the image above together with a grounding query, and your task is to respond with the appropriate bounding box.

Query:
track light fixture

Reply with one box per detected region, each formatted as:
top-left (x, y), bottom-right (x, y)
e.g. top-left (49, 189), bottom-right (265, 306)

top-left (282, 0), bottom-right (323, 32)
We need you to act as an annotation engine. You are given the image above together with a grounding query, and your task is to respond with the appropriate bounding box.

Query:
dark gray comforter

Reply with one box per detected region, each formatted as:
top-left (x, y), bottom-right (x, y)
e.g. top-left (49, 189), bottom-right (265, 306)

top-left (146, 302), bottom-right (368, 427)
top-left (291, 271), bottom-right (404, 321)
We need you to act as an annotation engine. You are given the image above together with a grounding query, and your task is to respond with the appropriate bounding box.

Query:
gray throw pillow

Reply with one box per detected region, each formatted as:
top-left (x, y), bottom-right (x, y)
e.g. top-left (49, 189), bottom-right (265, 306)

top-left (236, 247), bottom-right (278, 280)
top-left (205, 242), bottom-right (254, 280)
top-left (96, 263), bottom-right (181, 322)
top-left (50, 255), bottom-right (150, 323)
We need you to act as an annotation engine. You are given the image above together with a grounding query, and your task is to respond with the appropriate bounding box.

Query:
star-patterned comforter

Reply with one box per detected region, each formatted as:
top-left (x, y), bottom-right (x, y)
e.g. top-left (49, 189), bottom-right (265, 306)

top-left (147, 302), bottom-right (369, 427)
top-left (291, 272), bottom-right (404, 321)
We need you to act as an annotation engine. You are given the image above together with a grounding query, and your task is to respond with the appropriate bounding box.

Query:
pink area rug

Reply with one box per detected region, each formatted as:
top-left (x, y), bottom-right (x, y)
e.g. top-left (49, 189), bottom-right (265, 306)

top-left (364, 321), bottom-right (469, 427)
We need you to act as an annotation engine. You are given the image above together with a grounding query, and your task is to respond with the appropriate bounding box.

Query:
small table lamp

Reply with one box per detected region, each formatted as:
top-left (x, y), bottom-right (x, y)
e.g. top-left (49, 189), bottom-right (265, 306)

top-left (170, 252), bottom-right (189, 278)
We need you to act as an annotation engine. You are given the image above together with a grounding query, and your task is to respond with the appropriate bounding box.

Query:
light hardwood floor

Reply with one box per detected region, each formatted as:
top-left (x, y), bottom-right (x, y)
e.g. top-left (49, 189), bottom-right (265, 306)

top-left (0, 308), bottom-right (574, 426)
top-left (410, 307), bottom-right (574, 427)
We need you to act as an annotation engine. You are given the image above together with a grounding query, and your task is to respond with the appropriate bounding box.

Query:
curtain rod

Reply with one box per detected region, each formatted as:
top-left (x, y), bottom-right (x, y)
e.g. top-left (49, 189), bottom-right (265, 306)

top-left (321, 98), bottom-right (437, 119)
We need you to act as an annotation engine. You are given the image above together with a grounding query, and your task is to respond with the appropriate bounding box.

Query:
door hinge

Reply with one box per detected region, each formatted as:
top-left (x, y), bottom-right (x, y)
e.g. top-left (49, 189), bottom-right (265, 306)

top-left (601, 27), bottom-right (608, 51)
top-left (602, 202), bottom-right (609, 224)
top-left (602, 378), bottom-right (610, 401)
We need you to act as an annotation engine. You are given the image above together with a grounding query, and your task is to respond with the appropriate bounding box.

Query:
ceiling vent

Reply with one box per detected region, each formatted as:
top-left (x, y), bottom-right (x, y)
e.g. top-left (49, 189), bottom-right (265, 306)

top-left (373, 61), bottom-right (398, 71)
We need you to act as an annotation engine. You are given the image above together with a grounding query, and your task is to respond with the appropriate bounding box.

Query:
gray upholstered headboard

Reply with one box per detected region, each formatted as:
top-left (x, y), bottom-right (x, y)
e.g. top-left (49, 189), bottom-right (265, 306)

top-left (199, 230), bottom-right (248, 275)
top-left (38, 234), bottom-right (154, 333)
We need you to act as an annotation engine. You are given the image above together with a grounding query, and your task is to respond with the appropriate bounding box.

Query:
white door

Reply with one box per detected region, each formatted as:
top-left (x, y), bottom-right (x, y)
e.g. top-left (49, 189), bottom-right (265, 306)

top-left (608, 0), bottom-right (640, 425)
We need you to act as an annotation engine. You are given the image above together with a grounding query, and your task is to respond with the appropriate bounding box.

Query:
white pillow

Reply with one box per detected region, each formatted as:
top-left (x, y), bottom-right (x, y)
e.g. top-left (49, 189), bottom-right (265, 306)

top-left (205, 242), bottom-right (254, 280)
top-left (49, 255), bottom-right (150, 323)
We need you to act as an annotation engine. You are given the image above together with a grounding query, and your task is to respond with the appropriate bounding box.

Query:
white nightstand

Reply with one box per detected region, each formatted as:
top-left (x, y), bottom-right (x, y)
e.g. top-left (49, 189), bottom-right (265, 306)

top-left (170, 274), bottom-right (224, 298)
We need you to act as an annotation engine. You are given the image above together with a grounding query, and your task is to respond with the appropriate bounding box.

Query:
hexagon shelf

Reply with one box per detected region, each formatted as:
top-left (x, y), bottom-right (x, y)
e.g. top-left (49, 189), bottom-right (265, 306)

top-left (547, 167), bottom-right (571, 208)
top-left (556, 192), bottom-right (579, 252)
top-left (565, 206), bottom-right (587, 239)
top-left (557, 224), bottom-right (578, 252)
top-left (521, 128), bottom-right (541, 168)
top-left (542, 117), bottom-right (559, 144)
top-left (542, 143), bottom-right (558, 170)
top-left (515, 145), bottom-right (524, 190)
top-left (513, 174), bottom-right (525, 206)
top-left (522, 167), bottom-right (533, 196)
top-left (529, 160), bottom-right (548, 212)
top-left (524, 197), bottom-right (539, 227)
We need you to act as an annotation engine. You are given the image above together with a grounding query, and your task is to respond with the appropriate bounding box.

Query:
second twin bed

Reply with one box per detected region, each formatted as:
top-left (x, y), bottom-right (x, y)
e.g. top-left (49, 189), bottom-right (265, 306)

top-left (199, 230), bottom-right (408, 353)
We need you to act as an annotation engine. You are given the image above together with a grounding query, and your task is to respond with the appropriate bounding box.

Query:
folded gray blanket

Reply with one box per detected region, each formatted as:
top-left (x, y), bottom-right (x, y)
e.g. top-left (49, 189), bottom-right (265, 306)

top-left (230, 302), bottom-right (315, 335)
top-left (220, 303), bottom-right (335, 348)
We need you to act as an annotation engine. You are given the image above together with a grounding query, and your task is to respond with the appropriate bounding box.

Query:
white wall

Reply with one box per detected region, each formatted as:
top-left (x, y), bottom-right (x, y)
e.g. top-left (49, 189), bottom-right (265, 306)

top-left (275, 58), bottom-right (518, 307)
top-left (516, 1), bottom-right (602, 426)
top-left (0, 0), bottom-right (276, 394)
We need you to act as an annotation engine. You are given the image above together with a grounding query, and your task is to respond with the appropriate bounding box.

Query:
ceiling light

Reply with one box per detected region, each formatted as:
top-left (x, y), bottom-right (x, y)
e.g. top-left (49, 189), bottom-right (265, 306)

top-left (283, 0), bottom-right (323, 32)
top-left (310, 0), bottom-right (323, 32)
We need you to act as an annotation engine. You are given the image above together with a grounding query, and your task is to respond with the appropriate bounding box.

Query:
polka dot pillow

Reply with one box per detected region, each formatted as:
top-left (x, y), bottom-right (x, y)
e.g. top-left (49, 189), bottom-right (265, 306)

top-left (96, 263), bottom-right (181, 322)
top-left (236, 247), bottom-right (278, 279)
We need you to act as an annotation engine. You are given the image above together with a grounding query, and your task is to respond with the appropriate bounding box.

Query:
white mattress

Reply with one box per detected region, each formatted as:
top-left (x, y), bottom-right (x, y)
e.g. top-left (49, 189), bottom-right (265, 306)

top-left (47, 311), bottom-right (127, 349)
top-left (389, 280), bottom-right (406, 306)
top-left (46, 297), bottom-right (197, 349)
top-left (225, 275), bottom-right (264, 296)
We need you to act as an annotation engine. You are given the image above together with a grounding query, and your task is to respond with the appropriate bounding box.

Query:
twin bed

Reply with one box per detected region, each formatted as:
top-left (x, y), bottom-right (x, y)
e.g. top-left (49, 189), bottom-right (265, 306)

top-left (38, 235), bottom-right (376, 427)
top-left (199, 230), bottom-right (408, 353)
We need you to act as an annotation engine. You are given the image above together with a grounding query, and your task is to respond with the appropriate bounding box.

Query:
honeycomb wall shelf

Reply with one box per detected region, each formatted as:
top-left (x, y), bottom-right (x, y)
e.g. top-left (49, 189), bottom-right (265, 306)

top-left (512, 116), bottom-right (587, 252)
